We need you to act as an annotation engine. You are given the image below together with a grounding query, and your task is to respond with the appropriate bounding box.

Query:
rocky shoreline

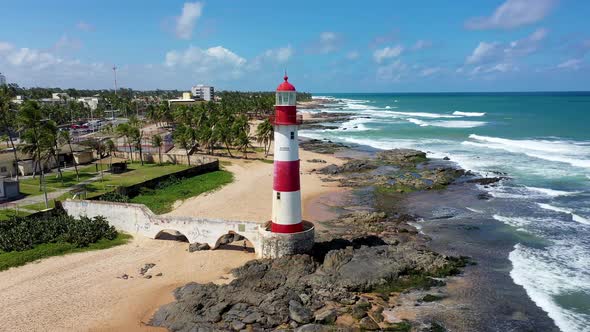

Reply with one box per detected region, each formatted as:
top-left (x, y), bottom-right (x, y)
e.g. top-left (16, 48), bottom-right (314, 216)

top-left (149, 111), bottom-right (512, 332)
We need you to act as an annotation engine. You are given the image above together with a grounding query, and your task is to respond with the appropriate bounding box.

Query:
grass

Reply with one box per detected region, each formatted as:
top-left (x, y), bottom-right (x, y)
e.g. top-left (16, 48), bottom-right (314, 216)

top-left (83, 162), bottom-right (190, 199)
top-left (19, 169), bottom-right (97, 196)
top-left (129, 170), bottom-right (234, 214)
top-left (0, 233), bottom-right (132, 272)
top-left (0, 209), bottom-right (31, 221)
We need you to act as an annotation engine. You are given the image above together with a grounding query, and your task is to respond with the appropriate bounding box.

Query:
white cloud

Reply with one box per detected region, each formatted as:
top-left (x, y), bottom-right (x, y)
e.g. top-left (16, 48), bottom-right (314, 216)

top-left (411, 40), bottom-right (432, 51)
top-left (376, 60), bottom-right (407, 81)
top-left (465, 28), bottom-right (548, 66)
top-left (6, 48), bottom-right (64, 69)
top-left (466, 42), bottom-right (501, 65)
top-left (76, 21), bottom-right (94, 32)
top-left (165, 45), bottom-right (247, 78)
top-left (175, 2), bottom-right (203, 40)
top-left (373, 45), bottom-right (404, 63)
top-left (248, 46), bottom-right (294, 70)
top-left (264, 46), bottom-right (293, 63)
top-left (54, 34), bottom-right (82, 51)
top-left (346, 51), bottom-right (359, 60)
top-left (0, 42), bottom-right (14, 53)
top-left (466, 0), bottom-right (556, 30)
top-left (557, 58), bottom-right (583, 70)
top-left (420, 67), bottom-right (441, 77)
top-left (308, 32), bottom-right (341, 54)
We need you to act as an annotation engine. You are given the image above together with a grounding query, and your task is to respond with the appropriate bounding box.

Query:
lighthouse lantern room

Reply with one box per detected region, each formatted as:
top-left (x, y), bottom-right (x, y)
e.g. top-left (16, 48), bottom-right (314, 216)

top-left (271, 75), bottom-right (303, 234)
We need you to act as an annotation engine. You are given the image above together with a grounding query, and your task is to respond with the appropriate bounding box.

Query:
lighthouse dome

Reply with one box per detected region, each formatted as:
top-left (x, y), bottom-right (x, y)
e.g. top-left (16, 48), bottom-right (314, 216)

top-left (277, 75), bottom-right (296, 91)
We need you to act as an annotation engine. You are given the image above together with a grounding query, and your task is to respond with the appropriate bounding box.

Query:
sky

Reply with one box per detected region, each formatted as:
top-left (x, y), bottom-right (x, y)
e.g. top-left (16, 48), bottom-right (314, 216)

top-left (0, 0), bottom-right (589, 92)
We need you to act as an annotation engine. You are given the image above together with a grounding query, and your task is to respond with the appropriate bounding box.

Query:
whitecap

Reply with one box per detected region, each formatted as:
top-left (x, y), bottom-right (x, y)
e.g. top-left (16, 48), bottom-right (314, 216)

top-left (466, 135), bottom-right (590, 169)
top-left (408, 119), bottom-right (487, 128)
top-left (509, 244), bottom-right (590, 332)
top-left (524, 186), bottom-right (581, 198)
top-left (537, 203), bottom-right (590, 225)
top-left (466, 207), bottom-right (483, 213)
top-left (493, 214), bottom-right (532, 232)
top-left (453, 111), bottom-right (486, 117)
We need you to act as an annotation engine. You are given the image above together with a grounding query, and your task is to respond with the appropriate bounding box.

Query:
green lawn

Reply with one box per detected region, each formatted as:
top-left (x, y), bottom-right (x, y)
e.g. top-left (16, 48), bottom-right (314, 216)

top-left (0, 209), bottom-right (31, 221)
top-left (83, 162), bottom-right (190, 199)
top-left (129, 170), bottom-right (233, 214)
top-left (0, 233), bottom-right (132, 272)
top-left (19, 169), bottom-right (96, 196)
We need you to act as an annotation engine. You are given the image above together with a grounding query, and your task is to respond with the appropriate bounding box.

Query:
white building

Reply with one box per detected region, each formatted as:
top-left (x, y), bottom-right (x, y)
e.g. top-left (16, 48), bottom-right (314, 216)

top-left (0, 72), bottom-right (6, 86)
top-left (191, 85), bottom-right (214, 101)
top-left (77, 96), bottom-right (99, 111)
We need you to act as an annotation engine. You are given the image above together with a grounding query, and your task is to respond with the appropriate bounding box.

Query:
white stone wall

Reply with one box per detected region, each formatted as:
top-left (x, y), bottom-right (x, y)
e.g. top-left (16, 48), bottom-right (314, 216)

top-left (62, 200), bottom-right (264, 255)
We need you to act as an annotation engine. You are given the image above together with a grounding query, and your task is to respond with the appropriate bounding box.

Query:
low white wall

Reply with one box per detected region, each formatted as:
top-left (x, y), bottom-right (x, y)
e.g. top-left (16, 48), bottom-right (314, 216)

top-left (62, 200), bottom-right (264, 255)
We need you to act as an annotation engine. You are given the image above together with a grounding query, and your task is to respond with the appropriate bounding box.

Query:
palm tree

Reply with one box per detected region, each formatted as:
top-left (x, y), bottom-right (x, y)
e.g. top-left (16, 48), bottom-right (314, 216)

top-left (255, 119), bottom-right (274, 157)
top-left (18, 101), bottom-right (52, 207)
top-left (151, 134), bottom-right (164, 165)
top-left (59, 130), bottom-right (79, 181)
top-left (0, 85), bottom-right (19, 180)
top-left (115, 123), bottom-right (133, 163)
top-left (104, 139), bottom-right (116, 171)
top-left (174, 124), bottom-right (196, 166)
top-left (130, 126), bottom-right (144, 165)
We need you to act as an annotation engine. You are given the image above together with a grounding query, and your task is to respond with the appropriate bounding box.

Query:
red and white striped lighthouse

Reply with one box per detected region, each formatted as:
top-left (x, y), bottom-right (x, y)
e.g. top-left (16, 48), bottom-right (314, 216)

top-left (271, 74), bottom-right (303, 233)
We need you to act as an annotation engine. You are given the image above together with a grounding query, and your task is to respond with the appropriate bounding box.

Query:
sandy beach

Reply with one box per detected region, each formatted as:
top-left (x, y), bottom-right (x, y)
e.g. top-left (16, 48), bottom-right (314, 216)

top-left (167, 145), bottom-right (344, 223)
top-left (0, 141), bottom-right (345, 331)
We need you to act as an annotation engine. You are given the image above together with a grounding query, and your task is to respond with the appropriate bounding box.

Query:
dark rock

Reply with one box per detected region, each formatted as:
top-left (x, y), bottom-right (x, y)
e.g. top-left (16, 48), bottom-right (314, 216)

top-left (140, 263), bottom-right (155, 275)
top-left (477, 193), bottom-right (492, 200)
top-left (307, 159), bottom-right (327, 164)
top-left (242, 311), bottom-right (263, 324)
top-left (443, 156), bottom-right (450, 161)
top-left (144, 275), bottom-right (152, 279)
top-left (119, 274), bottom-right (129, 280)
top-left (318, 160), bottom-right (378, 175)
top-left (467, 177), bottom-right (507, 185)
top-left (314, 307), bottom-right (337, 324)
top-left (377, 149), bottom-right (427, 166)
top-left (156, 272), bottom-right (163, 277)
top-left (296, 324), bottom-right (346, 332)
top-left (189, 243), bottom-right (211, 252)
top-left (359, 316), bottom-right (380, 330)
top-left (289, 300), bottom-right (313, 324)
top-left (351, 304), bottom-right (368, 319)
top-left (230, 320), bottom-right (246, 331)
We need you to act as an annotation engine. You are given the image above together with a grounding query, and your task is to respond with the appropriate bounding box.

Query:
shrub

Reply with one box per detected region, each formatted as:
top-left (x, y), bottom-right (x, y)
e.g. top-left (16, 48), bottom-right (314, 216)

top-left (99, 191), bottom-right (129, 203)
top-left (0, 210), bottom-right (117, 252)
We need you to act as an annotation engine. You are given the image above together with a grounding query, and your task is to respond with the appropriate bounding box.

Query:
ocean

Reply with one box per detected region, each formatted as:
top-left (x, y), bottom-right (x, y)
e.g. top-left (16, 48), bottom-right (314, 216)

top-left (300, 92), bottom-right (590, 332)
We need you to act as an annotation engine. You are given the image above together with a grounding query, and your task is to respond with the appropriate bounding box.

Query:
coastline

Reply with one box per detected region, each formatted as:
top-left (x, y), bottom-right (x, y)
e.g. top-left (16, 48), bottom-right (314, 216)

top-left (0, 105), bottom-right (565, 331)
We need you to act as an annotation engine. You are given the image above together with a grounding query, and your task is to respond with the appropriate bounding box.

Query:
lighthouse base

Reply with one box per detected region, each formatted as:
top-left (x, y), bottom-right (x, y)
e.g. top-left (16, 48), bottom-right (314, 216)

top-left (259, 221), bottom-right (315, 258)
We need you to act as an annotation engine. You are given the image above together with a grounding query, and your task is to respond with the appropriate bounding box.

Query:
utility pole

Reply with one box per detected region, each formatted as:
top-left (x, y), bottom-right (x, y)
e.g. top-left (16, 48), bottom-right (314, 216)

top-left (112, 65), bottom-right (117, 120)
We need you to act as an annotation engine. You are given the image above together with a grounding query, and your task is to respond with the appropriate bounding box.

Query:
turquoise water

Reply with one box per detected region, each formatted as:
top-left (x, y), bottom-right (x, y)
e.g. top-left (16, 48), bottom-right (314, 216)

top-left (301, 92), bottom-right (590, 332)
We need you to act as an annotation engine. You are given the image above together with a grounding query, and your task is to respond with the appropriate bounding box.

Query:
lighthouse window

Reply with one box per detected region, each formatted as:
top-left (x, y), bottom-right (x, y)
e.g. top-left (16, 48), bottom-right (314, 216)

top-left (290, 132), bottom-right (295, 140)
top-left (276, 192), bottom-right (281, 200)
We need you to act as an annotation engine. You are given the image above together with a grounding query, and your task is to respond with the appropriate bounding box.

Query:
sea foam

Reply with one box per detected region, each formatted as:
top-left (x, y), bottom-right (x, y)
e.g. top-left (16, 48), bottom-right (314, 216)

top-left (467, 135), bottom-right (590, 169)
top-left (537, 203), bottom-right (590, 225)
top-left (509, 244), bottom-right (590, 332)
top-left (408, 119), bottom-right (487, 128)
top-left (453, 111), bottom-right (486, 117)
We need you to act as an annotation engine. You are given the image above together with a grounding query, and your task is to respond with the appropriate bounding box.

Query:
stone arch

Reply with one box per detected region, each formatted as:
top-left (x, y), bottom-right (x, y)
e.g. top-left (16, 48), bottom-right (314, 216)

top-left (213, 231), bottom-right (255, 254)
top-left (154, 229), bottom-right (189, 242)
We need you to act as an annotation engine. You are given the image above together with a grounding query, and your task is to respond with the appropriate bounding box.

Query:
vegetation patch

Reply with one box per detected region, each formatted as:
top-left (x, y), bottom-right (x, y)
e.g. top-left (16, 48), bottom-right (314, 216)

top-left (383, 321), bottom-right (412, 331)
top-left (128, 170), bottom-right (233, 214)
top-left (0, 209), bottom-right (128, 271)
top-left (0, 233), bottom-right (131, 271)
top-left (372, 257), bottom-right (471, 295)
top-left (422, 294), bottom-right (445, 302)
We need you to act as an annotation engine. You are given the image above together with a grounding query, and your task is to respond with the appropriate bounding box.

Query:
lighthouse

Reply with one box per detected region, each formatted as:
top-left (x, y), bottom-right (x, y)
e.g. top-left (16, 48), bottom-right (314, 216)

top-left (271, 74), bottom-right (303, 233)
